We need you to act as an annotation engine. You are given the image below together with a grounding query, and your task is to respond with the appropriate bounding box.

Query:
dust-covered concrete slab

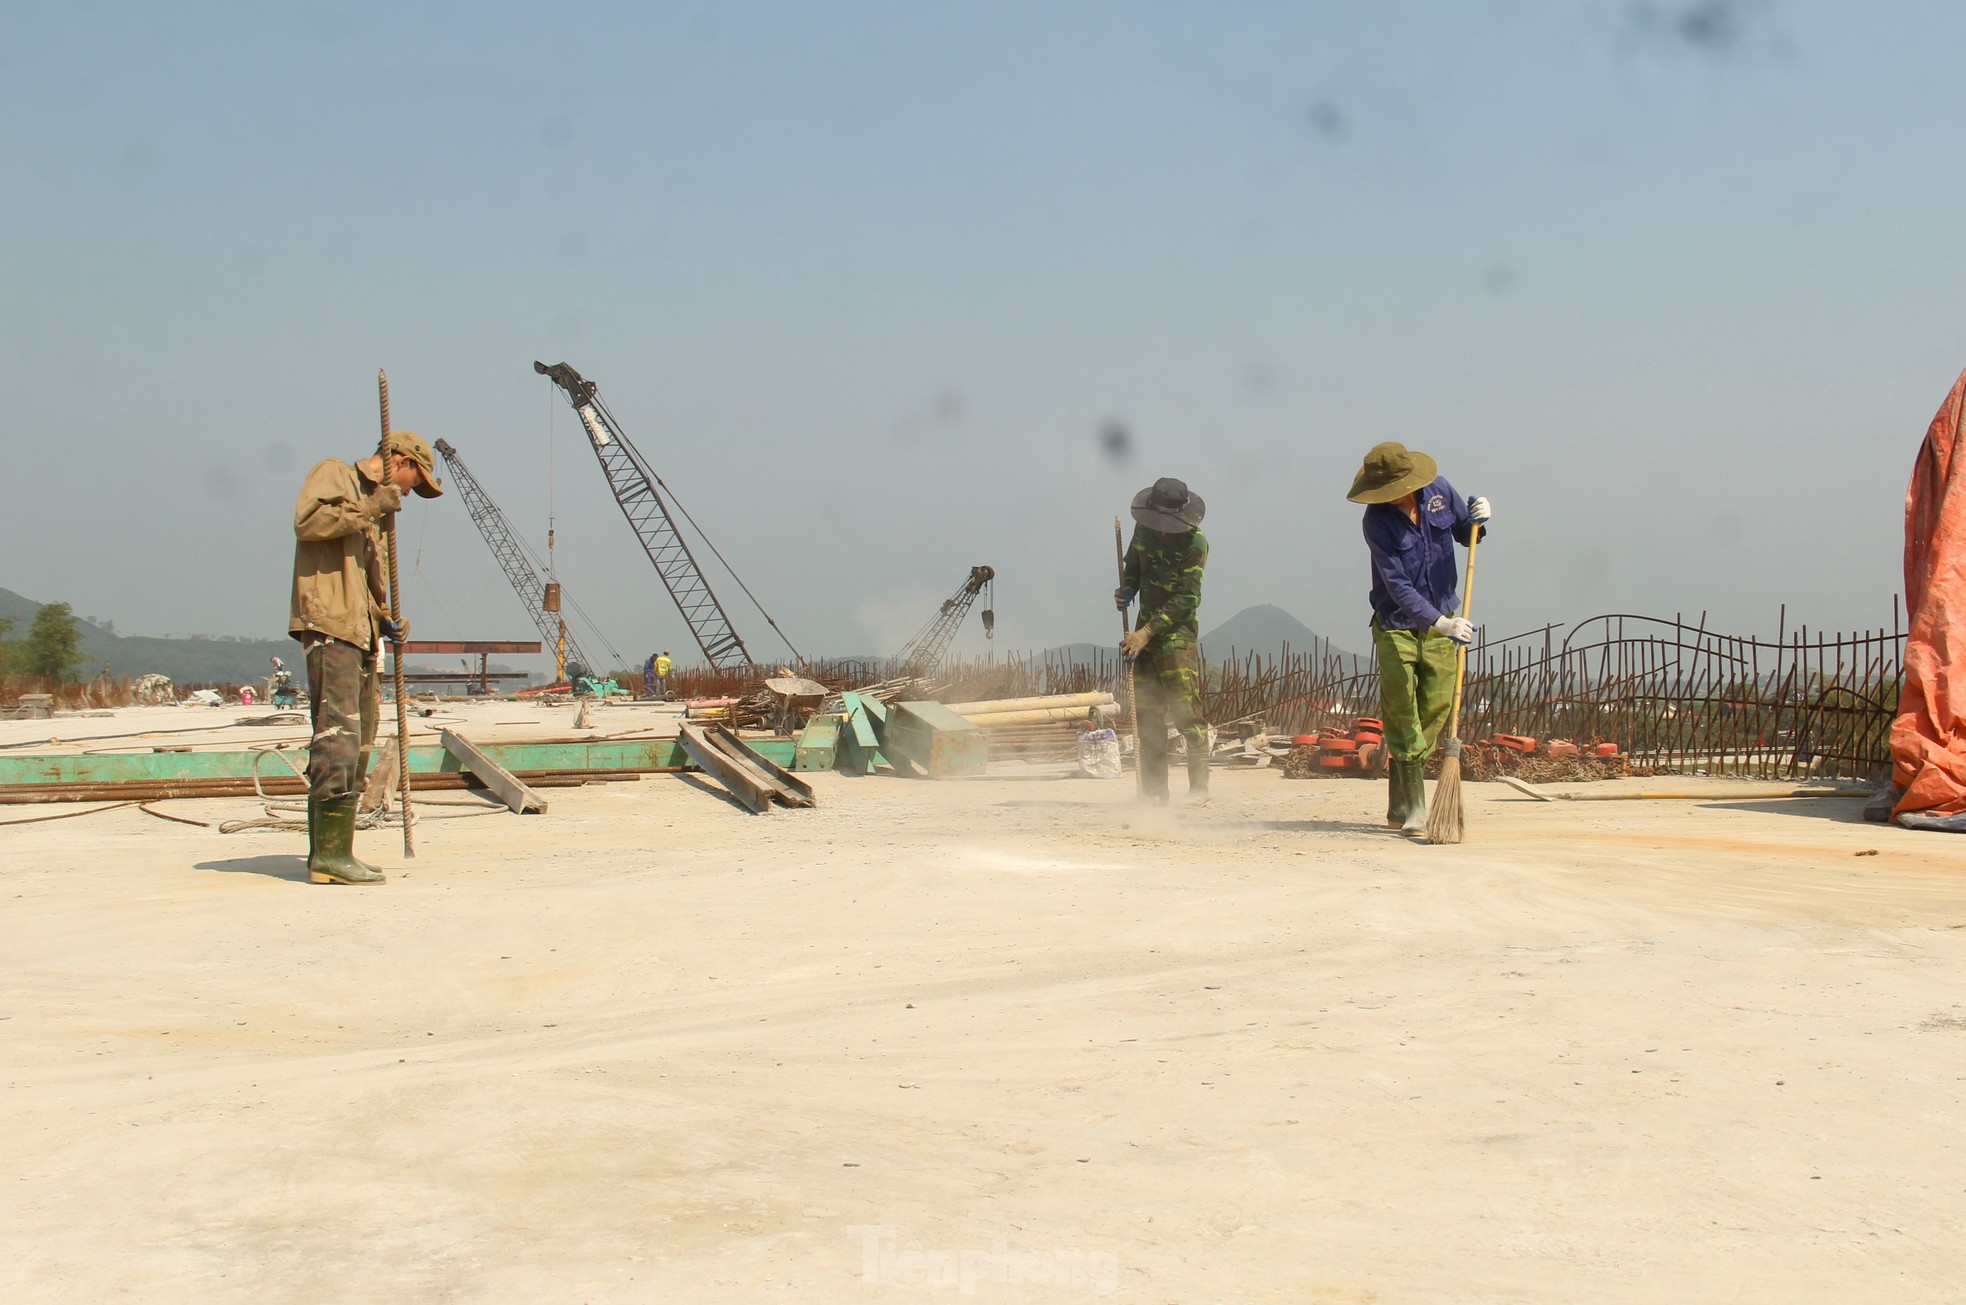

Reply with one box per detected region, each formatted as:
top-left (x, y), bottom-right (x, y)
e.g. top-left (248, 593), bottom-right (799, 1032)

top-left (3, 750), bottom-right (1963, 1302)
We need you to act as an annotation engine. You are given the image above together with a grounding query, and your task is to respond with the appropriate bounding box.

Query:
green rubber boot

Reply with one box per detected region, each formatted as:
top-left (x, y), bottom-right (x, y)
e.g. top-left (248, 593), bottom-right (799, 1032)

top-left (308, 795), bottom-right (386, 885)
top-left (1386, 760), bottom-right (1411, 827)
top-left (1399, 761), bottom-right (1428, 838)
top-left (1185, 745), bottom-right (1211, 806)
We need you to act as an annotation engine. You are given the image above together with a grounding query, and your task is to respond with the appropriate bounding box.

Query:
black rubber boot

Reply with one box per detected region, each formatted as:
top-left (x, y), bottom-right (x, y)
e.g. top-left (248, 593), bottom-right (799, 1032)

top-left (308, 796), bottom-right (386, 885)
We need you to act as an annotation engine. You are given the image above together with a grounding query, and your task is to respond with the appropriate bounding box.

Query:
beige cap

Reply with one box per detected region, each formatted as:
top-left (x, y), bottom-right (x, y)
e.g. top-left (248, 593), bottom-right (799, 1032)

top-left (386, 429), bottom-right (444, 498)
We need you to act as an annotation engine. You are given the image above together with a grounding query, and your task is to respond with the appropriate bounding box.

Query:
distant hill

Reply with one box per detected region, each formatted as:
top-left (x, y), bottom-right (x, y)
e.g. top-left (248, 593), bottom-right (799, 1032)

top-left (1039, 642), bottom-right (1111, 663)
top-left (2, 586), bottom-right (305, 686)
top-left (1201, 604), bottom-right (1365, 665)
top-left (1029, 606), bottom-right (1366, 668)
top-left (2, 587), bottom-right (553, 689)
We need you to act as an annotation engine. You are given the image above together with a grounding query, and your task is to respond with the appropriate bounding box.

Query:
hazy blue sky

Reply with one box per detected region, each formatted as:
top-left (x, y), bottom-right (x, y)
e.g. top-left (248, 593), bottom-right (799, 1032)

top-left (2, 1), bottom-right (1957, 669)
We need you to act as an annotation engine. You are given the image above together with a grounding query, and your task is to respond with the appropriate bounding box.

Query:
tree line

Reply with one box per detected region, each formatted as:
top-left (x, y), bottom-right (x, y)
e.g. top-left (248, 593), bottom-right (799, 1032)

top-left (0, 602), bottom-right (87, 681)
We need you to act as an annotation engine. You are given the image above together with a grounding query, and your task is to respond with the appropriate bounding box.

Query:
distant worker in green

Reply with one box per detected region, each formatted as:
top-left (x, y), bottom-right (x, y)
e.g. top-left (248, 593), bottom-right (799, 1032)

top-left (289, 430), bottom-right (443, 884)
top-left (1347, 441), bottom-right (1490, 836)
top-left (1116, 477), bottom-right (1211, 805)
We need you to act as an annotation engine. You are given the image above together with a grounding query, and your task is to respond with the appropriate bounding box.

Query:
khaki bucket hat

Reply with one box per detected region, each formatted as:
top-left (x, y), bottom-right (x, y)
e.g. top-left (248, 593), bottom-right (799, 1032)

top-left (1346, 441), bottom-right (1437, 504)
top-left (386, 429), bottom-right (445, 498)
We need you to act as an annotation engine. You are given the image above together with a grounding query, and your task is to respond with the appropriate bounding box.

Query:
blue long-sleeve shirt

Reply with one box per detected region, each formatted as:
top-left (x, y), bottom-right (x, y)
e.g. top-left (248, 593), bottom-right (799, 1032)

top-left (1363, 476), bottom-right (1478, 631)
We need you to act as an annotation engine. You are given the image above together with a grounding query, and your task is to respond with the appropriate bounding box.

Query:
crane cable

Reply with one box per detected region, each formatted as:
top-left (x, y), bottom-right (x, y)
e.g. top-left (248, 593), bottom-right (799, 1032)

top-left (532, 386), bottom-right (627, 670)
top-left (593, 390), bottom-right (808, 668)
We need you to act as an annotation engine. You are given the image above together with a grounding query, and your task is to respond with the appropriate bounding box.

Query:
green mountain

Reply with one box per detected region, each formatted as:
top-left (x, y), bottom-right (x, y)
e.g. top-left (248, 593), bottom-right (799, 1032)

top-left (1200, 604), bottom-right (1364, 665)
top-left (1, 586), bottom-right (305, 686)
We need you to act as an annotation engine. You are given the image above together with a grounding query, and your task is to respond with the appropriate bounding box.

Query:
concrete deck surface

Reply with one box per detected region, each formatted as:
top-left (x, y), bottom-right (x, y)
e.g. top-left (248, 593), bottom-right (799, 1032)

top-left (3, 704), bottom-right (1962, 1302)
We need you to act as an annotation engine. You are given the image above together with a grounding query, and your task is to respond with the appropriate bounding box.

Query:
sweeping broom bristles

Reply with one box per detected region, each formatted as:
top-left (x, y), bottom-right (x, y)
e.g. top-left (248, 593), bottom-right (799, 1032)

top-left (1425, 736), bottom-right (1465, 843)
top-left (1424, 523), bottom-right (1482, 845)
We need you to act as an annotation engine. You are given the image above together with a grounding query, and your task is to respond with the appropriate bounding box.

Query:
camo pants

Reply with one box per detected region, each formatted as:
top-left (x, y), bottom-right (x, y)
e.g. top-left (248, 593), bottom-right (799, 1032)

top-left (305, 638), bottom-right (379, 803)
top-left (1373, 616), bottom-right (1461, 763)
top-left (1134, 641), bottom-right (1209, 797)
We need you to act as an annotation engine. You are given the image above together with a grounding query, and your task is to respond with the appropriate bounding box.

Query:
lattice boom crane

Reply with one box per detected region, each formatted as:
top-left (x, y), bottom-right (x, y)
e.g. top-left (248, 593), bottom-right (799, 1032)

top-left (432, 438), bottom-right (593, 683)
top-left (535, 360), bottom-right (790, 671)
top-left (892, 566), bottom-right (995, 678)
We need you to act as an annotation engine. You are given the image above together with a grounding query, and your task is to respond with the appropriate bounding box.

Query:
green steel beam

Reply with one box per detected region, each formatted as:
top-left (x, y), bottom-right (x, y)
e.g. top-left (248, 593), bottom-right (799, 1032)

top-left (0, 737), bottom-right (799, 789)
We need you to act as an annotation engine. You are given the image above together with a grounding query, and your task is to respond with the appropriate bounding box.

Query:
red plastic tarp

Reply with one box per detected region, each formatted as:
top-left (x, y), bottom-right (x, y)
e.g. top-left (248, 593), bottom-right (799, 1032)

top-left (1890, 365), bottom-right (1966, 818)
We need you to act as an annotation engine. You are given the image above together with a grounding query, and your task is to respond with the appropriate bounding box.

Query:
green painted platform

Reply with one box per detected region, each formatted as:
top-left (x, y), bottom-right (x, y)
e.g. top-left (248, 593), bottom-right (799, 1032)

top-left (0, 737), bottom-right (799, 788)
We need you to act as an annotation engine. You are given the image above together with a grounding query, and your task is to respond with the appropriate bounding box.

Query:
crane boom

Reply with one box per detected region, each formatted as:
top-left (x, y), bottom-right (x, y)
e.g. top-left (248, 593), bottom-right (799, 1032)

top-left (534, 361), bottom-right (755, 670)
top-left (892, 566), bottom-right (995, 678)
top-left (432, 438), bottom-right (595, 679)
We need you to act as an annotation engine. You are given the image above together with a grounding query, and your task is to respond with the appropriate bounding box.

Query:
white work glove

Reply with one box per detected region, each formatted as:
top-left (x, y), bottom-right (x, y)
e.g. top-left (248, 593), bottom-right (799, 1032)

top-left (1433, 614), bottom-right (1476, 644)
top-left (1467, 495), bottom-right (1491, 523)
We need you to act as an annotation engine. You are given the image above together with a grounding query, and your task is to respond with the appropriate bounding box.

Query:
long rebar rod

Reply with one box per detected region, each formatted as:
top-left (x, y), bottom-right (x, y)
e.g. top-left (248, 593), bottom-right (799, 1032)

top-left (1116, 517), bottom-right (1141, 794)
top-left (378, 370), bottom-right (414, 856)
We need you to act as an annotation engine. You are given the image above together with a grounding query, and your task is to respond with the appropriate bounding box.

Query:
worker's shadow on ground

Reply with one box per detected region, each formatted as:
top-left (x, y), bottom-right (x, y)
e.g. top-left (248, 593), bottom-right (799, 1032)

top-left (994, 798), bottom-right (1133, 810)
top-left (991, 798), bottom-right (1381, 836)
top-left (1705, 798), bottom-right (1875, 825)
top-left (194, 855), bottom-right (312, 883)
top-left (1228, 817), bottom-right (1392, 836)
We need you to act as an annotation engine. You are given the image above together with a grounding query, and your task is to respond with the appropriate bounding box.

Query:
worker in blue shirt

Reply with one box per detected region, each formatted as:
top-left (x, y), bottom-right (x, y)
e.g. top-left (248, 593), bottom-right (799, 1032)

top-left (1348, 441), bottom-right (1492, 835)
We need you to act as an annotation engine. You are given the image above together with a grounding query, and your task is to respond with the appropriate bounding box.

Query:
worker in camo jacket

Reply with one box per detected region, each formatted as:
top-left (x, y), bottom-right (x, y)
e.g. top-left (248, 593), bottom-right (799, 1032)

top-left (1116, 477), bottom-right (1211, 806)
top-left (289, 430), bottom-right (443, 884)
top-left (1347, 441), bottom-right (1490, 836)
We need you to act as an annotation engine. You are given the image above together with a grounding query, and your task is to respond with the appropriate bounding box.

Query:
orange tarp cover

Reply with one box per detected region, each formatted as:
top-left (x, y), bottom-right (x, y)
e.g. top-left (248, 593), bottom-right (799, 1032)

top-left (1891, 366), bottom-right (1966, 817)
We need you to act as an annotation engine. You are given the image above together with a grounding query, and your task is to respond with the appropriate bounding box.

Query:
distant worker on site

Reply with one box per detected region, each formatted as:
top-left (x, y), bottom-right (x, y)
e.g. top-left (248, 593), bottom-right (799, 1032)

top-left (643, 652), bottom-right (657, 699)
top-left (1347, 441), bottom-right (1490, 836)
top-left (655, 649), bottom-right (673, 700)
top-left (289, 430), bottom-right (443, 885)
top-left (1116, 477), bottom-right (1211, 805)
top-left (267, 656), bottom-right (298, 708)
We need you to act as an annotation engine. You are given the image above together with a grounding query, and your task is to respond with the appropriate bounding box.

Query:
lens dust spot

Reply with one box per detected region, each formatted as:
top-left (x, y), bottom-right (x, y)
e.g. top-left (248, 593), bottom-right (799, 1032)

top-left (1099, 420), bottom-right (1134, 465)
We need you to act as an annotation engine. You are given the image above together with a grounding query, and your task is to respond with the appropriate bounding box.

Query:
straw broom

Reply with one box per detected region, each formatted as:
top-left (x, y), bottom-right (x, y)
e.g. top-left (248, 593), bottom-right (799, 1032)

top-left (1424, 519), bottom-right (1483, 845)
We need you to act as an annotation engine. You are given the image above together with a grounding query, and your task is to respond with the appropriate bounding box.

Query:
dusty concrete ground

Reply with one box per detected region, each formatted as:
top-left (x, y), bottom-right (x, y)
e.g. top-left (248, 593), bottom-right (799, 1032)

top-left (3, 703), bottom-right (1964, 1302)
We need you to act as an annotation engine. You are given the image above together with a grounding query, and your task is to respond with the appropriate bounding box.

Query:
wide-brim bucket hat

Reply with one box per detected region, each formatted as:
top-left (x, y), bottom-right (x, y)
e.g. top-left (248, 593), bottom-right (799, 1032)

top-left (1131, 477), bottom-right (1205, 531)
top-left (1346, 441), bottom-right (1437, 504)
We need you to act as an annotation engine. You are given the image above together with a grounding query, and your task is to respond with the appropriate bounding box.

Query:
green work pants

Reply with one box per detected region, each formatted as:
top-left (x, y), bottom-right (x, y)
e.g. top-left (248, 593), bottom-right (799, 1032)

top-left (1134, 641), bottom-right (1209, 797)
top-left (1373, 616), bottom-right (1461, 763)
top-left (305, 637), bottom-right (380, 803)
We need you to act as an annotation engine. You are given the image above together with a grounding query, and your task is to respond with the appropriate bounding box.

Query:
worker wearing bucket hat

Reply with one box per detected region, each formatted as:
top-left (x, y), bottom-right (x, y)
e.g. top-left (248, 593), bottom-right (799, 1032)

top-left (1349, 442), bottom-right (1491, 835)
top-left (1116, 478), bottom-right (1212, 804)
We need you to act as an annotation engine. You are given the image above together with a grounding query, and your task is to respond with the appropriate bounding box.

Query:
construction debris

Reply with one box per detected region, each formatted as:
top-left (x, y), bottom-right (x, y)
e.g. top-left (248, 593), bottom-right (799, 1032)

top-left (0, 771), bottom-right (645, 806)
top-left (439, 729), bottom-right (549, 814)
top-left (1498, 774), bottom-right (1871, 802)
top-left (675, 721), bottom-right (816, 814)
top-left (1281, 738), bottom-right (1656, 784)
top-left (4, 694), bottom-right (55, 721)
top-left (945, 691), bottom-right (1116, 719)
top-left (882, 701), bottom-right (987, 778)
